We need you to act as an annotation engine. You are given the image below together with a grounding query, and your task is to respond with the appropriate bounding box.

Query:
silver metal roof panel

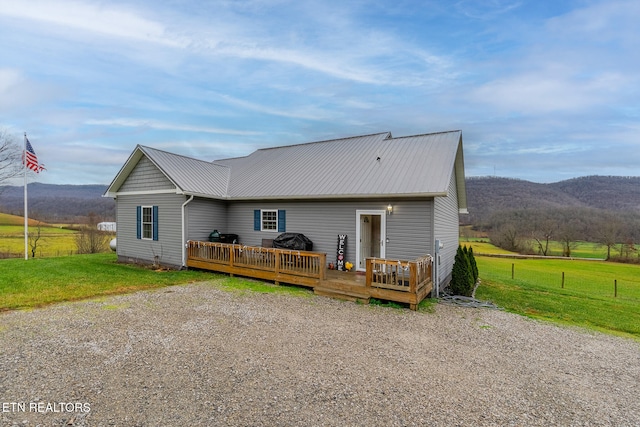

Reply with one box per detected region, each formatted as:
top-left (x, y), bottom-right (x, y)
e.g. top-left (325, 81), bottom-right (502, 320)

top-left (106, 130), bottom-right (466, 211)
top-left (140, 146), bottom-right (230, 197)
top-left (216, 131), bottom-right (462, 199)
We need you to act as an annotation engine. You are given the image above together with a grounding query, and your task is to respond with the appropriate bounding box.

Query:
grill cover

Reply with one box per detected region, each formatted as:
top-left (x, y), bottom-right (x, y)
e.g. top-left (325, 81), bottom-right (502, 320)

top-left (272, 233), bottom-right (313, 251)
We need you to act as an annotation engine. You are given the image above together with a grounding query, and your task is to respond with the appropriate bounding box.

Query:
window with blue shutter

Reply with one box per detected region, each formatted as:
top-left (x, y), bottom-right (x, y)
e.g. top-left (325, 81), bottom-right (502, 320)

top-left (254, 210), bottom-right (261, 231)
top-left (136, 206), bottom-right (142, 239)
top-left (255, 209), bottom-right (286, 232)
top-left (152, 206), bottom-right (159, 241)
top-left (138, 206), bottom-right (158, 240)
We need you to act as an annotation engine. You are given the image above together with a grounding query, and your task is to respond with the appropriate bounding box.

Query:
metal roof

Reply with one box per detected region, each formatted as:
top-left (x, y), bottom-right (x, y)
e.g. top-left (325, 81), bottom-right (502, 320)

top-left (216, 131), bottom-right (464, 199)
top-left (105, 131), bottom-right (466, 208)
top-left (105, 145), bottom-right (230, 197)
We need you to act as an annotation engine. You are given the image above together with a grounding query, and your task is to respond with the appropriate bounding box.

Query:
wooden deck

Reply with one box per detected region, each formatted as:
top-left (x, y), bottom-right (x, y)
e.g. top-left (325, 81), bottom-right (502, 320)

top-left (186, 241), bottom-right (433, 310)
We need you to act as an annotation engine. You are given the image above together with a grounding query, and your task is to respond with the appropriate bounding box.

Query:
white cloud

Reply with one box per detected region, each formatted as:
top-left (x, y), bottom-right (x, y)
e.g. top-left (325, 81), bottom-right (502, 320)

top-left (0, 69), bottom-right (25, 111)
top-left (0, 0), bottom-right (186, 47)
top-left (470, 70), bottom-right (627, 113)
top-left (214, 93), bottom-right (336, 121)
top-left (85, 118), bottom-right (262, 136)
top-left (455, 0), bottom-right (523, 19)
top-left (466, 0), bottom-right (639, 115)
top-left (1, 0), bottom-right (453, 87)
top-left (0, 68), bottom-right (61, 113)
top-left (546, 0), bottom-right (640, 43)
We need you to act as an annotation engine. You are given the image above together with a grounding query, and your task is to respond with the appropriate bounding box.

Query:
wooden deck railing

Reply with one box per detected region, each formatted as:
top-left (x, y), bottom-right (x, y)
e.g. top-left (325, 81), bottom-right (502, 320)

top-left (187, 241), bottom-right (432, 310)
top-left (365, 255), bottom-right (433, 310)
top-left (186, 241), bottom-right (326, 287)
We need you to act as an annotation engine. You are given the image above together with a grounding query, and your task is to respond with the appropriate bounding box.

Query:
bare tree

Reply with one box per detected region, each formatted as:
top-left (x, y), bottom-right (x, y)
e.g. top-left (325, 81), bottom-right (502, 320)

top-left (75, 212), bottom-right (110, 254)
top-left (28, 221), bottom-right (45, 258)
top-left (531, 218), bottom-right (557, 256)
top-left (489, 222), bottom-right (524, 252)
top-left (0, 128), bottom-right (22, 186)
top-left (558, 223), bottom-right (581, 257)
top-left (618, 238), bottom-right (637, 260)
top-left (597, 218), bottom-right (623, 260)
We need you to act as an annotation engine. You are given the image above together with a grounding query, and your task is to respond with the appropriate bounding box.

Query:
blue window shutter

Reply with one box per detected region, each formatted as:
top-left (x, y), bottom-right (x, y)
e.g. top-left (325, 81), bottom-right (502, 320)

top-left (278, 210), bottom-right (286, 232)
top-left (254, 210), bottom-right (260, 231)
top-left (136, 206), bottom-right (141, 239)
top-left (152, 206), bottom-right (159, 241)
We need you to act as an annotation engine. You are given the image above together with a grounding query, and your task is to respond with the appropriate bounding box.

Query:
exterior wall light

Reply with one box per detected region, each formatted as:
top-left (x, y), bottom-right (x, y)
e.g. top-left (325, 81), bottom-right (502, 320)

top-left (387, 204), bottom-right (393, 215)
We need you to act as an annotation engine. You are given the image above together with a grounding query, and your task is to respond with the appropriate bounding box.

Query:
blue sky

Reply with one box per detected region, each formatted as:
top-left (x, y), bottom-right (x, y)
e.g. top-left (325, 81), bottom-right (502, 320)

top-left (1, 0), bottom-right (638, 185)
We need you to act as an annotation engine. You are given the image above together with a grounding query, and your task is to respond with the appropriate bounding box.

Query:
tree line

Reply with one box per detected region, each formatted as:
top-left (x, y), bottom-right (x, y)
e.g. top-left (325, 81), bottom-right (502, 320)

top-left (478, 206), bottom-right (640, 261)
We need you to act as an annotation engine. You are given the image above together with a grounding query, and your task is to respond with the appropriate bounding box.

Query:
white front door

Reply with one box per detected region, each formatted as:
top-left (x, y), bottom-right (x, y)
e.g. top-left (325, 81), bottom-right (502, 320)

top-left (356, 210), bottom-right (386, 272)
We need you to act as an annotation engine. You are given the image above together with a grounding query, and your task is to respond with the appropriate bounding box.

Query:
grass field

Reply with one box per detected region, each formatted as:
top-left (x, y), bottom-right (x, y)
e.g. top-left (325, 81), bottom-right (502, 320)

top-left (461, 238), bottom-right (609, 259)
top-left (475, 255), bottom-right (640, 339)
top-left (0, 213), bottom-right (113, 257)
top-left (0, 212), bottom-right (43, 227)
top-left (461, 240), bottom-right (516, 255)
top-left (0, 233), bottom-right (81, 257)
top-left (0, 253), bottom-right (219, 310)
top-left (1, 224), bottom-right (638, 340)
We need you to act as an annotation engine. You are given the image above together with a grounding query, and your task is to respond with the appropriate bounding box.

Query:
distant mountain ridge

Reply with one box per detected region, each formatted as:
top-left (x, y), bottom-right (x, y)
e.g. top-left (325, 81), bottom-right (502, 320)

top-left (1, 176), bottom-right (638, 225)
top-left (549, 176), bottom-right (640, 211)
top-left (0, 183), bottom-right (114, 222)
top-left (466, 175), bottom-right (640, 223)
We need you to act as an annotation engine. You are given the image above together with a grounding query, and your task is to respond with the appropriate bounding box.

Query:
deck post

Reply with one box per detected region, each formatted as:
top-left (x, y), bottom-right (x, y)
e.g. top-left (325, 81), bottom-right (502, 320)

top-left (365, 258), bottom-right (373, 288)
top-left (229, 245), bottom-right (235, 276)
top-left (319, 253), bottom-right (327, 280)
top-left (274, 250), bottom-right (281, 285)
top-left (409, 261), bottom-right (417, 294)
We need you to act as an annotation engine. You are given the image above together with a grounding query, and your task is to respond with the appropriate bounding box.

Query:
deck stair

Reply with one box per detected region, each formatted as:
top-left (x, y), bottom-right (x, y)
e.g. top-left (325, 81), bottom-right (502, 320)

top-left (314, 272), bottom-right (369, 303)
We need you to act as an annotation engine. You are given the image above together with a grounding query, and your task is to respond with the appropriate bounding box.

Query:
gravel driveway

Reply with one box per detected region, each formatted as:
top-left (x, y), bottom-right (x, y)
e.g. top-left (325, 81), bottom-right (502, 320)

top-left (1, 279), bottom-right (639, 426)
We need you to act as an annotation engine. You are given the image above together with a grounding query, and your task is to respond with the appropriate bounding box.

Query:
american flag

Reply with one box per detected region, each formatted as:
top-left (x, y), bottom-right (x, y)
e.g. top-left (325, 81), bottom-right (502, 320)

top-left (24, 138), bottom-right (46, 173)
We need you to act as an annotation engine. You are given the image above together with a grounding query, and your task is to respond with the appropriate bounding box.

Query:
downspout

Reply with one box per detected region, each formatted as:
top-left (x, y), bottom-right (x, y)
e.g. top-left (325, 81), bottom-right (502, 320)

top-left (181, 194), bottom-right (195, 268)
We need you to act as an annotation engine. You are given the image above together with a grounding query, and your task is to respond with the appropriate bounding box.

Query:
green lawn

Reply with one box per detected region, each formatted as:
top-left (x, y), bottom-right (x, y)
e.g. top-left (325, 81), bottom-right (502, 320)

top-left (3, 250), bottom-right (639, 341)
top-left (0, 253), bottom-right (219, 310)
top-left (475, 256), bottom-right (640, 339)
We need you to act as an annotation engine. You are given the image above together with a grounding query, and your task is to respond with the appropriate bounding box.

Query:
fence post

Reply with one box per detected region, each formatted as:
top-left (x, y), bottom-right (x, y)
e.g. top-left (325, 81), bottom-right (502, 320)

top-left (614, 279), bottom-right (617, 298)
top-left (511, 263), bottom-right (514, 279)
top-left (562, 272), bottom-right (565, 289)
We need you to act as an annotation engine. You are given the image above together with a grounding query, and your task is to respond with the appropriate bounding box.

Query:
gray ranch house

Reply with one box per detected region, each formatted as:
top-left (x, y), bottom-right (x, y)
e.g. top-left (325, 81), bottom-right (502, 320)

top-left (104, 130), bottom-right (468, 295)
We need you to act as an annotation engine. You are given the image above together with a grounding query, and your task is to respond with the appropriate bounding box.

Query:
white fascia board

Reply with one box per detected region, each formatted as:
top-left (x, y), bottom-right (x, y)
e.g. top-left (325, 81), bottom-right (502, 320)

top-left (110, 189), bottom-right (179, 197)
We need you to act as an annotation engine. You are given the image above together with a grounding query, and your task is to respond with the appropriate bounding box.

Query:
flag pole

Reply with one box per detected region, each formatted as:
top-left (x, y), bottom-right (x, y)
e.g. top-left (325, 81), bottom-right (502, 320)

top-left (24, 132), bottom-right (28, 260)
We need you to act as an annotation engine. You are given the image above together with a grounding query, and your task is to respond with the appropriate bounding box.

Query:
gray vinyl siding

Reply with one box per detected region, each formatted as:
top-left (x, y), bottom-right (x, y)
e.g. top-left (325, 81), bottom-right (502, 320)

top-left (385, 199), bottom-right (433, 260)
top-left (186, 197), bottom-right (227, 241)
top-left (433, 167), bottom-right (461, 287)
top-left (119, 156), bottom-right (175, 192)
top-left (226, 199), bottom-right (434, 265)
top-left (115, 193), bottom-right (186, 268)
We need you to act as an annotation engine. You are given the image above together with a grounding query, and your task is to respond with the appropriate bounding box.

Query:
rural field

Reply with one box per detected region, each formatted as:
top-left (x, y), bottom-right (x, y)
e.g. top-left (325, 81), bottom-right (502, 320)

top-left (466, 241), bottom-right (640, 340)
top-left (0, 212), bottom-right (112, 258)
top-left (1, 217), bottom-right (639, 340)
top-left (463, 237), bottom-right (611, 259)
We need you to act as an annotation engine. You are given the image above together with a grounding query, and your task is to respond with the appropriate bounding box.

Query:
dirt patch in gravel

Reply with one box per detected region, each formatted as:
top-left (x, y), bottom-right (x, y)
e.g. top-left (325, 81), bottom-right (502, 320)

top-left (1, 280), bottom-right (639, 426)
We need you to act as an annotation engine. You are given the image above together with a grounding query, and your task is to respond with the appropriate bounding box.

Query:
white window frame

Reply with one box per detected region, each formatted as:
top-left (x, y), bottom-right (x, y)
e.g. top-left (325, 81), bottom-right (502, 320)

top-left (141, 206), bottom-right (154, 240)
top-left (261, 209), bottom-right (278, 232)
